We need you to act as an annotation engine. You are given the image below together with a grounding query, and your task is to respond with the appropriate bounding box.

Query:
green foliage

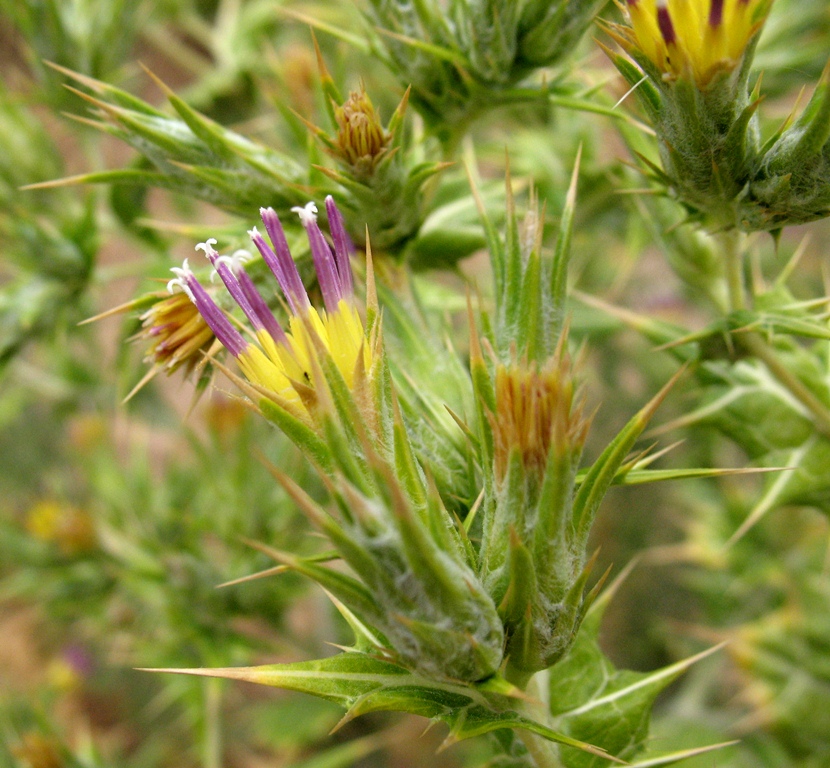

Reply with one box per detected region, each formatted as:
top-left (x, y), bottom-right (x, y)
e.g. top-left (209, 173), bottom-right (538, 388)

top-left (0, 85), bottom-right (97, 373)
top-left (361, 0), bottom-right (606, 148)
top-left (4, 0), bottom-right (830, 766)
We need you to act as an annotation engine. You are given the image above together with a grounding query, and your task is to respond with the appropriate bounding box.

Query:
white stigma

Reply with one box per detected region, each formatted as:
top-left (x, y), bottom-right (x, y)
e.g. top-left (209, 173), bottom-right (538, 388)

top-left (167, 259), bottom-right (195, 300)
top-left (214, 249), bottom-right (253, 276)
top-left (291, 201), bottom-right (318, 227)
top-left (195, 238), bottom-right (219, 258)
top-left (247, 226), bottom-right (260, 240)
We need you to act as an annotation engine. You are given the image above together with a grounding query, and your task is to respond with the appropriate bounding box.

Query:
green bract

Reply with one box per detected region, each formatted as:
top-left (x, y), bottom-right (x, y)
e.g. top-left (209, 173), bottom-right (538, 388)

top-left (363, 0), bottom-right (606, 149)
top-left (605, 5), bottom-right (830, 232)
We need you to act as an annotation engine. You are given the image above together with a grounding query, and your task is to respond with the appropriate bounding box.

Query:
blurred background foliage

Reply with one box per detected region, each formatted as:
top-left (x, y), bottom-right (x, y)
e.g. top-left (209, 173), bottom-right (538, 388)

top-left (1, 0), bottom-right (830, 766)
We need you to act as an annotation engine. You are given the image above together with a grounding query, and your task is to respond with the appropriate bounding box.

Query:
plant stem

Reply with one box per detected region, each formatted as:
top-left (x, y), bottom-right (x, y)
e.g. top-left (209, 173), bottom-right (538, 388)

top-left (718, 227), bottom-right (830, 439)
top-left (721, 228), bottom-right (746, 312)
top-left (203, 677), bottom-right (223, 768)
top-left (517, 674), bottom-right (566, 768)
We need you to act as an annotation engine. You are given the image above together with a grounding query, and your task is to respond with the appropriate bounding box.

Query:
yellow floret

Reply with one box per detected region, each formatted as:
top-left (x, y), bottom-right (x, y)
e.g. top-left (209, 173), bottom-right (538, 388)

top-left (237, 301), bottom-right (371, 415)
top-left (626, 0), bottom-right (771, 87)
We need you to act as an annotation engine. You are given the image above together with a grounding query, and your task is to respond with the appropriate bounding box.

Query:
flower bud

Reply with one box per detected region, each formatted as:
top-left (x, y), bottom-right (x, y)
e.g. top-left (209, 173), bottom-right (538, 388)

top-left (604, 1), bottom-right (777, 230)
top-left (481, 352), bottom-right (592, 678)
top-left (332, 88), bottom-right (390, 177)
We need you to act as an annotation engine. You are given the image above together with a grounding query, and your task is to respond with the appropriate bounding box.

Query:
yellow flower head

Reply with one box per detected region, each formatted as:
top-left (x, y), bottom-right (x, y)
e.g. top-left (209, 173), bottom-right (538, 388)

top-left (168, 197), bottom-right (372, 421)
top-left (623, 0), bottom-right (772, 87)
top-left (26, 500), bottom-right (96, 555)
top-left (136, 289), bottom-right (214, 374)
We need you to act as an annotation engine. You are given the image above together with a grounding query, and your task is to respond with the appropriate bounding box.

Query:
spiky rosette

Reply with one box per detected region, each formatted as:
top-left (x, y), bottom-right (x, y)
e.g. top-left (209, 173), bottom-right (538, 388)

top-left (267, 451), bottom-right (506, 683)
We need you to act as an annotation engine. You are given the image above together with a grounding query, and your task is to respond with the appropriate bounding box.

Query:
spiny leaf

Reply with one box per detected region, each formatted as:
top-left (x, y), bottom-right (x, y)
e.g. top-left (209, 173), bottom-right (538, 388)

top-left (547, 568), bottom-right (726, 767)
top-left (626, 742), bottom-right (739, 767)
top-left (572, 367), bottom-right (686, 547)
top-left (141, 653), bottom-right (617, 760)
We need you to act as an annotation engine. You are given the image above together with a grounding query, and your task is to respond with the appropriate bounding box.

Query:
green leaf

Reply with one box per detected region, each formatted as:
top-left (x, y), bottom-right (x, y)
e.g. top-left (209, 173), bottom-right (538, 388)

top-left (549, 148), bottom-right (580, 341)
top-left (144, 652), bottom-right (616, 759)
top-left (572, 369), bottom-right (684, 548)
top-left (547, 585), bottom-right (725, 767)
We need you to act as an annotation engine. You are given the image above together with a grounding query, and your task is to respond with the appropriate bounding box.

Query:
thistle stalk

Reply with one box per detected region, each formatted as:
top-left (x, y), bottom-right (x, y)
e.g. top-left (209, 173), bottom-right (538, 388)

top-left (718, 225), bottom-right (830, 439)
top-left (720, 228), bottom-right (746, 313)
top-left (518, 676), bottom-right (566, 768)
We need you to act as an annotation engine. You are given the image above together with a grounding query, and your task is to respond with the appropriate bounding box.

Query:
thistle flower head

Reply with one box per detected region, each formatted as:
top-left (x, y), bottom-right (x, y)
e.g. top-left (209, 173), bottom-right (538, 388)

top-left (170, 197), bottom-right (370, 421)
top-left (26, 500), bottom-right (96, 555)
top-left (136, 288), bottom-right (214, 374)
top-left (623, 0), bottom-right (772, 87)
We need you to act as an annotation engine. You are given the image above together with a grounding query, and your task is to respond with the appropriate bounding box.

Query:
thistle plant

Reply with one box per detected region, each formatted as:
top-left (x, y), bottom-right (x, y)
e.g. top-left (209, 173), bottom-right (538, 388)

top-left (7, 1), bottom-right (830, 767)
top-left (124, 175), bottom-right (735, 767)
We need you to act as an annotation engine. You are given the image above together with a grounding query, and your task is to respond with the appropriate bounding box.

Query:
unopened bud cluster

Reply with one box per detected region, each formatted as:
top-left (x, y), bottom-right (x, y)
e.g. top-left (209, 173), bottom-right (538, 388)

top-left (364, 0), bottom-right (606, 143)
top-left (482, 351), bottom-right (593, 678)
top-left (332, 89), bottom-right (390, 176)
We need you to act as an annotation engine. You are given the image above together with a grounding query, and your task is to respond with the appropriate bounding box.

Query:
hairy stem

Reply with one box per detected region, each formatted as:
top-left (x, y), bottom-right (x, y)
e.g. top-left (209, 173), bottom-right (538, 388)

top-left (721, 228), bottom-right (746, 313)
top-left (517, 674), bottom-right (566, 768)
top-left (718, 228), bottom-right (830, 439)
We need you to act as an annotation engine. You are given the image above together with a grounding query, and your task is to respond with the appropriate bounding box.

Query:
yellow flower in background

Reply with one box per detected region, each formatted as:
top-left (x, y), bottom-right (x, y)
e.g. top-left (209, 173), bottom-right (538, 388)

top-left (624, 0), bottom-right (772, 87)
top-left (26, 500), bottom-right (96, 555)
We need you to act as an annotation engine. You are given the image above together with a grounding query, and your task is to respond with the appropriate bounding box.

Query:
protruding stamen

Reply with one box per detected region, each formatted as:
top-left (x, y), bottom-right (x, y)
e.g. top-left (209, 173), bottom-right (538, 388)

top-left (298, 205), bottom-right (342, 313)
top-left (656, 0), bottom-right (676, 46)
top-left (325, 196), bottom-right (354, 298)
top-left (168, 259), bottom-right (195, 300)
top-left (196, 241), bottom-right (259, 329)
top-left (214, 250), bottom-right (253, 275)
top-left (291, 201), bottom-right (318, 227)
top-left (169, 260), bottom-right (247, 357)
top-left (709, 0), bottom-right (724, 27)
top-left (254, 211), bottom-right (311, 314)
top-left (195, 238), bottom-right (218, 256)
